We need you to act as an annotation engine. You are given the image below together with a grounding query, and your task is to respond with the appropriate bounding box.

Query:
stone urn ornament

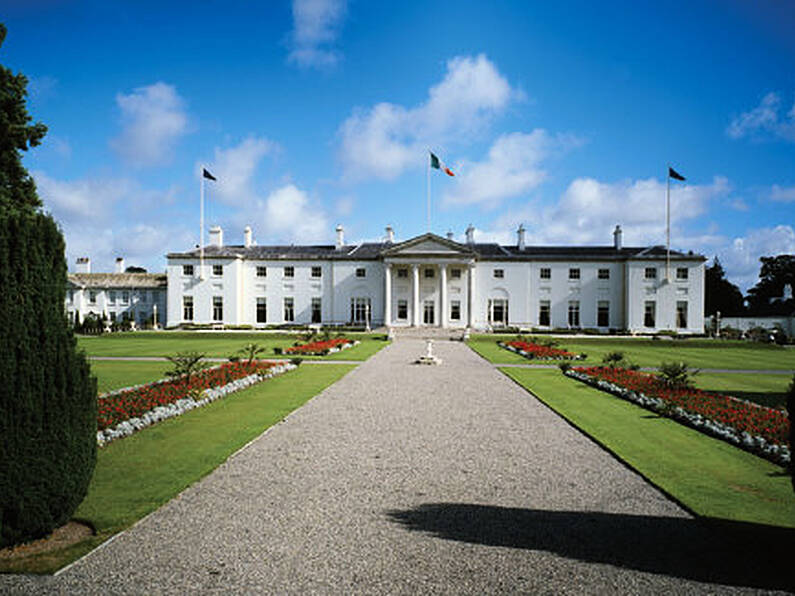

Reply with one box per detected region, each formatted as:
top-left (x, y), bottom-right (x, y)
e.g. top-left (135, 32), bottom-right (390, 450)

top-left (416, 339), bottom-right (442, 365)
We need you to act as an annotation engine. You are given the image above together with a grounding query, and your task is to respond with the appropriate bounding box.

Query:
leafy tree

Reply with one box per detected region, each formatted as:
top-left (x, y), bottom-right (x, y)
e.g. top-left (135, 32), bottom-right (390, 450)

top-left (657, 362), bottom-right (697, 389)
top-left (125, 265), bottom-right (147, 273)
top-left (704, 257), bottom-right (745, 317)
top-left (0, 24), bottom-right (47, 211)
top-left (0, 22), bottom-right (96, 547)
top-left (238, 343), bottom-right (266, 364)
top-left (165, 352), bottom-right (208, 387)
top-left (746, 255), bottom-right (795, 316)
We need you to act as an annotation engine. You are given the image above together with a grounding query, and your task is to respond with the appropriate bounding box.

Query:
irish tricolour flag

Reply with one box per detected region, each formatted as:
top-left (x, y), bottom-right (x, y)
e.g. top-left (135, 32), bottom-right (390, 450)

top-left (430, 152), bottom-right (455, 176)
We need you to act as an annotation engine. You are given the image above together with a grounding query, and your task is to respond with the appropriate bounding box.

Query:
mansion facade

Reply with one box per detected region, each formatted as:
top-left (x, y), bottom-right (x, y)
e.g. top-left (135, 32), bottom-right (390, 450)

top-left (159, 224), bottom-right (706, 333)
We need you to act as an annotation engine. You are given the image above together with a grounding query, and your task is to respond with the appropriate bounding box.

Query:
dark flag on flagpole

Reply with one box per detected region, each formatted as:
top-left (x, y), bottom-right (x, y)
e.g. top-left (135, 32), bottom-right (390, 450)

top-left (668, 167), bottom-right (685, 181)
top-left (203, 168), bottom-right (217, 181)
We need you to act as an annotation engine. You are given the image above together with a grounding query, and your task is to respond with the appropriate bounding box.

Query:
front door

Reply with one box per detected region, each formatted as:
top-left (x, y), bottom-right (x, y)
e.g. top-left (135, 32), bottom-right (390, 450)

top-left (423, 300), bottom-right (435, 325)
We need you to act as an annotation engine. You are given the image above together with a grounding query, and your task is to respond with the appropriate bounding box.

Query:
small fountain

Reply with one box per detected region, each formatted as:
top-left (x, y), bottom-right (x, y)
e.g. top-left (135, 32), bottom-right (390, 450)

top-left (416, 339), bottom-right (442, 365)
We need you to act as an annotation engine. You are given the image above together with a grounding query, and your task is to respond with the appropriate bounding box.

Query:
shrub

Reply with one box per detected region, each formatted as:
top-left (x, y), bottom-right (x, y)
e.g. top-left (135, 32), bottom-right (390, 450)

top-left (165, 351), bottom-right (208, 386)
top-left (237, 342), bottom-right (266, 364)
top-left (787, 375), bottom-right (795, 493)
top-left (290, 357), bottom-right (304, 367)
top-left (602, 351), bottom-right (625, 367)
top-left (657, 361), bottom-right (696, 389)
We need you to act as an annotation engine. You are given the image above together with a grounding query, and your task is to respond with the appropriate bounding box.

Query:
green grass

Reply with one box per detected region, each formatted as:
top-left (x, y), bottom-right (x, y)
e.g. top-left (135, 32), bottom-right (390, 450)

top-left (693, 372), bottom-right (793, 409)
top-left (91, 360), bottom-right (172, 393)
top-left (1, 363), bottom-right (354, 574)
top-left (469, 334), bottom-right (795, 370)
top-left (502, 368), bottom-right (795, 528)
top-left (77, 331), bottom-right (388, 361)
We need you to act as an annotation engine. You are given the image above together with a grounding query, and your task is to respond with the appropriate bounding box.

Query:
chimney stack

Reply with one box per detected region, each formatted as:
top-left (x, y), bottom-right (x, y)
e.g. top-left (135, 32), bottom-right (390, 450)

top-left (517, 224), bottom-right (526, 251)
top-left (244, 226), bottom-right (252, 248)
top-left (76, 257), bottom-right (91, 273)
top-left (465, 224), bottom-right (475, 245)
top-left (385, 225), bottom-right (394, 244)
top-left (335, 224), bottom-right (345, 249)
top-left (209, 226), bottom-right (223, 247)
top-left (446, 230), bottom-right (454, 241)
top-left (115, 257), bottom-right (125, 273)
top-left (613, 225), bottom-right (623, 250)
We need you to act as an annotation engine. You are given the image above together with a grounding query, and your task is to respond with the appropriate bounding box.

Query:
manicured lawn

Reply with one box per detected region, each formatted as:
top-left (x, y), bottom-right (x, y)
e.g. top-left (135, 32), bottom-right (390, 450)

top-left (2, 363), bottom-right (355, 574)
top-left (91, 360), bottom-right (172, 394)
top-left (502, 368), bottom-right (795, 529)
top-left (694, 372), bottom-right (793, 409)
top-left (77, 331), bottom-right (388, 361)
top-left (469, 334), bottom-right (795, 370)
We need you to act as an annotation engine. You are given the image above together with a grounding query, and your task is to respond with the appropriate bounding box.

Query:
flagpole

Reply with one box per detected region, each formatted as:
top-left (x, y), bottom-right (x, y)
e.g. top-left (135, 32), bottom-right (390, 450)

top-left (666, 165), bottom-right (671, 282)
top-left (426, 151), bottom-right (431, 233)
top-left (200, 165), bottom-right (205, 280)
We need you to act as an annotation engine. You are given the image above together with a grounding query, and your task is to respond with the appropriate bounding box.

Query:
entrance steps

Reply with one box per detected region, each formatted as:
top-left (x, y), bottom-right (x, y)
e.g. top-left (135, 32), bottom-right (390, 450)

top-left (390, 326), bottom-right (467, 341)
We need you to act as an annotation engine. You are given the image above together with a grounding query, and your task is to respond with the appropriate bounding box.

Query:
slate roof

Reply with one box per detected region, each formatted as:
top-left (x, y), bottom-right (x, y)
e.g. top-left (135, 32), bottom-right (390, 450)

top-left (167, 240), bottom-right (703, 262)
top-left (68, 273), bottom-right (168, 289)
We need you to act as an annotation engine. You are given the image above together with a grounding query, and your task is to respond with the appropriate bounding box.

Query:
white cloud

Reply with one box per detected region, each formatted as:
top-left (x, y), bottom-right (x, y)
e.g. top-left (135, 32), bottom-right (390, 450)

top-left (338, 54), bottom-right (519, 181)
top-left (442, 130), bottom-right (580, 209)
top-left (726, 92), bottom-right (795, 142)
top-left (110, 82), bottom-right (188, 167)
top-left (335, 195), bottom-right (354, 216)
top-left (719, 225), bottom-right (795, 290)
top-left (770, 184), bottom-right (795, 202)
top-left (288, 0), bottom-right (347, 69)
top-left (208, 137), bottom-right (278, 204)
top-left (257, 184), bottom-right (328, 242)
top-left (34, 171), bottom-right (129, 222)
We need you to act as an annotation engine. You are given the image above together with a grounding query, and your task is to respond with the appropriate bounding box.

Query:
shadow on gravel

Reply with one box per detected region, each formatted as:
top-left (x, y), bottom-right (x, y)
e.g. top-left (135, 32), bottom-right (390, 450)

top-left (386, 503), bottom-right (795, 592)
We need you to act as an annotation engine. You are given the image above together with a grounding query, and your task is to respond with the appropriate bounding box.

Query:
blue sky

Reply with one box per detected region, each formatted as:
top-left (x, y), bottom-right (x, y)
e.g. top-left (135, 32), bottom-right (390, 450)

top-left (2, 0), bottom-right (794, 289)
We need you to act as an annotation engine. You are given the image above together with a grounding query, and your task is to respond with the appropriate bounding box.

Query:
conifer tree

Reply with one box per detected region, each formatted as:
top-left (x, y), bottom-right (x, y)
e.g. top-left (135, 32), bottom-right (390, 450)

top-left (0, 22), bottom-right (97, 547)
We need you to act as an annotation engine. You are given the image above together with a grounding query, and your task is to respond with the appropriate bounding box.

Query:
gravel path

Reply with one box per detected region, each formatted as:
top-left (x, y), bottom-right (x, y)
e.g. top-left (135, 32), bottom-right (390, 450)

top-left (2, 340), bottom-right (791, 594)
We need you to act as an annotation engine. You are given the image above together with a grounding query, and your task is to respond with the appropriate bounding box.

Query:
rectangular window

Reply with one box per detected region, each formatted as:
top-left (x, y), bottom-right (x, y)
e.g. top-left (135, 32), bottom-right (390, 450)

top-left (284, 266), bottom-right (294, 278)
top-left (213, 264), bottom-right (223, 277)
top-left (676, 267), bottom-right (688, 281)
top-left (598, 268), bottom-right (610, 280)
top-left (67, 290), bottom-right (74, 304)
top-left (283, 297), bottom-right (294, 322)
top-left (311, 297), bottom-right (321, 323)
top-left (540, 268), bottom-right (551, 280)
top-left (451, 268), bottom-right (462, 279)
top-left (121, 291), bottom-right (129, 304)
top-left (644, 301), bottom-right (656, 327)
top-left (450, 300), bottom-right (461, 321)
top-left (569, 268), bottom-right (580, 280)
top-left (494, 269), bottom-right (504, 279)
top-left (539, 300), bottom-right (550, 326)
top-left (597, 300), bottom-right (610, 327)
top-left (424, 268), bottom-right (435, 279)
top-left (256, 297), bottom-right (267, 323)
top-left (397, 268), bottom-right (408, 279)
top-left (676, 301), bottom-right (688, 328)
top-left (256, 266), bottom-right (267, 278)
top-left (108, 290), bottom-right (116, 305)
top-left (183, 264), bottom-right (194, 276)
top-left (213, 296), bottom-right (223, 321)
top-left (356, 267), bottom-right (366, 278)
top-left (110, 312), bottom-right (116, 322)
top-left (140, 291), bottom-right (148, 303)
top-left (350, 297), bottom-right (371, 324)
top-left (568, 300), bottom-right (580, 327)
top-left (645, 267), bottom-right (657, 280)
top-left (488, 299), bottom-right (508, 325)
top-left (397, 299), bottom-right (408, 320)
top-left (311, 266), bottom-right (322, 278)
top-left (183, 296), bottom-right (194, 321)
top-left (88, 290), bottom-right (97, 305)
top-left (423, 300), bottom-right (435, 325)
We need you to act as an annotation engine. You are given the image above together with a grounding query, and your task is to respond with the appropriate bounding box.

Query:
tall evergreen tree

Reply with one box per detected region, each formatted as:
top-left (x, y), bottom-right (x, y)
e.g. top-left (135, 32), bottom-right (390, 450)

top-left (746, 255), bottom-right (795, 316)
top-left (704, 257), bottom-right (745, 317)
top-left (0, 22), bottom-right (97, 547)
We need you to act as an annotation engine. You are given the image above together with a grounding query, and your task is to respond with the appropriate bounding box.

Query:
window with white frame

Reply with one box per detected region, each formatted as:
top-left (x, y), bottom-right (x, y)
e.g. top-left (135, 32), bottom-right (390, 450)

top-left (493, 269), bottom-right (504, 279)
top-left (598, 268), bottom-right (610, 280)
top-left (284, 266), bottom-right (294, 278)
top-left (451, 268), bottom-right (462, 279)
top-left (676, 301), bottom-right (688, 328)
top-left (569, 268), bottom-right (580, 280)
top-left (450, 300), bottom-right (461, 320)
top-left (213, 296), bottom-right (223, 321)
top-left (540, 268), bottom-right (551, 280)
top-left (256, 297), bottom-right (266, 323)
top-left (676, 267), bottom-right (688, 281)
top-left (88, 290), bottom-right (97, 305)
top-left (108, 290), bottom-right (116, 305)
top-left (644, 301), bottom-right (656, 327)
top-left (539, 300), bottom-right (550, 326)
top-left (568, 300), bottom-right (580, 327)
top-left (183, 264), bottom-right (194, 276)
top-left (488, 298), bottom-right (508, 325)
top-left (256, 266), bottom-right (267, 278)
top-left (397, 268), bottom-right (408, 279)
top-left (397, 299), bottom-right (408, 320)
top-left (311, 297), bottom-right (322, 323)
top-left (645, 267), bottom-right (657, 280)
top-left (350, 297), bottom-right (371, 324)
top-left (212, 264), bottom-right (223, 276)
top-left (122, 291), bottom-right (129, 304)
top-left (311, 266), bottom-right (322, 278)
top-left (283, 297), bottom-right (294, 322)
top-left (597, 300), bottom-right (610, 327)
top-left (183, 296), bottom-right (194, 321)
top-left (356, 267), bottom-right (366, 278)
top-left (424, 268), bottom-right (434, 279)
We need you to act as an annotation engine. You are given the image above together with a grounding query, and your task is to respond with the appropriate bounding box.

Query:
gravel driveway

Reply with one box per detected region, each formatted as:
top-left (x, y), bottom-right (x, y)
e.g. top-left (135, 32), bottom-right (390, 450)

top-left (2, 339), bottom-right (791, 594)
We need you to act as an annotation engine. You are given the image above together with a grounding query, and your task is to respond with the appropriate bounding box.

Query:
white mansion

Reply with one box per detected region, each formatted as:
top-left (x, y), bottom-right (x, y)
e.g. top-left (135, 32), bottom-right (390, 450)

top-left (155, 223), bottom-right (705, 333)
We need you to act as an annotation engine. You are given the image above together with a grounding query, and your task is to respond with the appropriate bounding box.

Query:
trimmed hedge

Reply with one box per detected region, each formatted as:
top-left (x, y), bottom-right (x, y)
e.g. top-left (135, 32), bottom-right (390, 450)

top-left (0, 209), bottom-right (97, 547)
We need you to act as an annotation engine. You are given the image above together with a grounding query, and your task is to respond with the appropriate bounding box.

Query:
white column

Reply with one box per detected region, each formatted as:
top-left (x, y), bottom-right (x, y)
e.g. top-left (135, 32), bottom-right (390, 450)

top-left (412, 264), bottom-right (420, 326)
top-left (439, 264), bottom-right (447, 327)
top-left (468, 264), bottom-right (476, 328)
top-left (384, 264), bottom-right (392, 327)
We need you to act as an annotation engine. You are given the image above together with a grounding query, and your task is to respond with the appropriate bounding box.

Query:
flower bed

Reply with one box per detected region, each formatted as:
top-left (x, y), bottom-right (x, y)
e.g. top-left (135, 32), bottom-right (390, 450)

top-left (285, 338), bottom-right (358, 356)
top-left (97, 360), bottom-right (293, 446)
top-left (566, 366), bottom-right (791, 466)
top-left (499, 340), bottom-right (584, 361)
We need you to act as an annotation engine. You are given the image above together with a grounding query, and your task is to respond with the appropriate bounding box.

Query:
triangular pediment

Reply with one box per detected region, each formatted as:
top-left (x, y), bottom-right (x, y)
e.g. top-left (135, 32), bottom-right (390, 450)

top-left (382, 233), bottom-right (475, 257)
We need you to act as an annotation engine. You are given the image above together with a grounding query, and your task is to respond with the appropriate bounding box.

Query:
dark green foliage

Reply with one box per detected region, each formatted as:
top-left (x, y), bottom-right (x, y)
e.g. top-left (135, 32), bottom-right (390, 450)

top-left (0, 210), bottom-right (97, 547)
top-left (602, 351), bottom-right (626, 367)
top-left (657, 361), bottom-right (697, 389)
top-left (704, 257), bottom-right (745, 317)
top-left (165, 351), bottom-right (208, 386)
top-left (0, 24), bottom-right (47, 211)
top-left (787, 376), bottom-right (794, 493)
top-left (237, 342), bottom-right (266, 364)
top-left (746, 255), bottom-right (795, 316)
